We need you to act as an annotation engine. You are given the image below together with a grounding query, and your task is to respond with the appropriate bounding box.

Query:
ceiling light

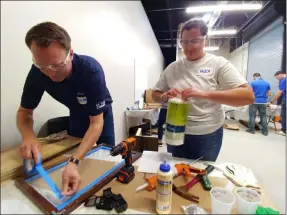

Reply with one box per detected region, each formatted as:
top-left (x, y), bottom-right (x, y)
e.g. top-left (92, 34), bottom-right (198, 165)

top-left (208, 29), bottom-right (237, 36)
top-left (204, 46), bottom-right (219, 51)
top-left (186, 3), bottom-right (262, 13)
top-left (202, 13), bottom-right (212, 23)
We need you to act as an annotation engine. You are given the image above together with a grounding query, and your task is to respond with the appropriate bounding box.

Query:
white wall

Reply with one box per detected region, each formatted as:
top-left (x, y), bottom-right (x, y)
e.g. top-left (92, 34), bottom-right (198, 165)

top-left (1, 1), bottom-right (164, 151)
top-left (228, 42), bottom-right (249, 79)
top-left (212, 41), bottom-right (230, 59)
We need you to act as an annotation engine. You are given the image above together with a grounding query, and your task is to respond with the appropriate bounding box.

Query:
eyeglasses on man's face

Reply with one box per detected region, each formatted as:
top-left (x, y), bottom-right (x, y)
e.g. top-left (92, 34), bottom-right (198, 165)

top-left (32, 50), bottom-right (71, 72)
top-left (180, 36), bottom-right (206, 47)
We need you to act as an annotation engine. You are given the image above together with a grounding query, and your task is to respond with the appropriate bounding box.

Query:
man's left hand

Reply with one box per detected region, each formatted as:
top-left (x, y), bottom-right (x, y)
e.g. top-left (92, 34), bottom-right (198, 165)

top-left (181, 88), bottom-right (208, 101)
top-left (61, 162), bottom-right (81, 196)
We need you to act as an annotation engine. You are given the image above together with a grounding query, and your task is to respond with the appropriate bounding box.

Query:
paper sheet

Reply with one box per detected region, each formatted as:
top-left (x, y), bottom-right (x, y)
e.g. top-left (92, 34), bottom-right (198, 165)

top-left (137, 151), bottom-right (173, 173)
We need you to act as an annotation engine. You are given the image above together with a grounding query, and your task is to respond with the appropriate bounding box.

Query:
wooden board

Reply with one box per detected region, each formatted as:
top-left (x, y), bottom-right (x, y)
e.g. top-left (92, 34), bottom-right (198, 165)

top-left (1, 136), bottom-right (81, 182)
top-left (14, 144), bottom-right (142, 214)
top-left (97, 170), bottom-right (280, 214)
top-left (224, 124), bottom-right (240, 130)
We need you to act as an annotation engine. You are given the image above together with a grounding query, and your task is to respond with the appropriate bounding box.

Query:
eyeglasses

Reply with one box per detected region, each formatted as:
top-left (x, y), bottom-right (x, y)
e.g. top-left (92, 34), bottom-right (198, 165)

top-left (32, 50), bottom-right (71, 71)
top-left (180, 36), bottom-right (206, 46)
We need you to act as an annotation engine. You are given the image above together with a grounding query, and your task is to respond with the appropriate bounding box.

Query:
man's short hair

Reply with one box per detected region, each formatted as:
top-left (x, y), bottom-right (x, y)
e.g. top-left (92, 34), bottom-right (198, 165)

top-left (274, 71), bottom-right (286, 76)
top-left (253, 73), bottom-right (261, 78)
top-left (25, 22), bottom-right (71, 53)
top-left (180, 18), bottom-right (208, 38)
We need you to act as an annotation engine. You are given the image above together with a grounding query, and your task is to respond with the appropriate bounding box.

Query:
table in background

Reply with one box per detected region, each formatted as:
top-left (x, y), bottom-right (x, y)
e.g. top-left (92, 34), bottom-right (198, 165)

top-left (125, 108), bottom-right (160, 136)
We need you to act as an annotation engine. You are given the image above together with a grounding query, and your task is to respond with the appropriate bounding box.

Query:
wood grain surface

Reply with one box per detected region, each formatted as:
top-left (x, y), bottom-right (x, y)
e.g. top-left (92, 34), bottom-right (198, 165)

top-left (1, 136), bottom-right (81, 182)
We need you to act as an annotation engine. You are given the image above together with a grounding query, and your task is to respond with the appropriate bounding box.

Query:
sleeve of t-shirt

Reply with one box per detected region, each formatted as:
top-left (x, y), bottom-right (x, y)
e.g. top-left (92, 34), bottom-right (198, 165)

top-left (153, 64), bottom-right (172, 92)
top-left (216, 57), bottom-right (248, 90)
top-left (279, 79), bottom-right (286, 91)
top-left (84, 60), bottom-right (108, 116)
top-left (267, 84), bottom-right (271, 91)
top-left (20, 66), bottom-right (45, 109)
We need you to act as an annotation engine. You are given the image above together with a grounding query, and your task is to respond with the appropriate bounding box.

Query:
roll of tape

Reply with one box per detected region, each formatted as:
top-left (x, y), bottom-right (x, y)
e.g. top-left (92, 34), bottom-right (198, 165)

top-left (23, 154), bottom-right (42, 175)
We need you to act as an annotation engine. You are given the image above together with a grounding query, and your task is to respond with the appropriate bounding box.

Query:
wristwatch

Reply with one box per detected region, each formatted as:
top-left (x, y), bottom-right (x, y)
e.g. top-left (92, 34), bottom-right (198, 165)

top-left (68, 156), bottom-right (81, 166)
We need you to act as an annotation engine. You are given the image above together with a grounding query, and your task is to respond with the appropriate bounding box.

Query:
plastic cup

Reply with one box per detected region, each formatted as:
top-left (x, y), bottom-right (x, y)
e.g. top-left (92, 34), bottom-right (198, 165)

top-left (235, 187), bottom-right (261, 214)
top-left (210, 187), bottom-right (236, 214)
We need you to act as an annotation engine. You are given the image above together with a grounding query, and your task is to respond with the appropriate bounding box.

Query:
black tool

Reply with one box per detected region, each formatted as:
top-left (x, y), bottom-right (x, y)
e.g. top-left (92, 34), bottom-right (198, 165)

top-left (103, 187), bottom-right (114, 198)
top-left (84, 196), bottom-right (97, 207)
top-left (84, 187), bottom-right (128, 213)
top-left (110, 137), bottom-right (136, 184)
top-left (113, 194), bottom-right (128, 213)
top-left (95, 196), bottom-right (115, 211)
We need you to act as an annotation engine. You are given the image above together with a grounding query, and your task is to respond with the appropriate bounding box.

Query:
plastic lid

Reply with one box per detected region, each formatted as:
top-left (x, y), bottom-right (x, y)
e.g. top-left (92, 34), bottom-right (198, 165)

top-left (160, 159), bottom-right (171, 172)
top-left (169, 97), bottom-right (187, 104)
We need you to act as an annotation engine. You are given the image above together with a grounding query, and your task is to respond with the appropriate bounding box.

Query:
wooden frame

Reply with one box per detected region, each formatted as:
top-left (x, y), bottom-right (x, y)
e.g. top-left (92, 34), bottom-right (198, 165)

top-left (14, 144), bottom-right (142, 214)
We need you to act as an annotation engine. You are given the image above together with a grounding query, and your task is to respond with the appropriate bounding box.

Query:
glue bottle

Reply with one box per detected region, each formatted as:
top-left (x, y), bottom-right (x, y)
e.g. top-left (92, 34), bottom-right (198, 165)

top-left (156, 159), bottom-right (173, 214)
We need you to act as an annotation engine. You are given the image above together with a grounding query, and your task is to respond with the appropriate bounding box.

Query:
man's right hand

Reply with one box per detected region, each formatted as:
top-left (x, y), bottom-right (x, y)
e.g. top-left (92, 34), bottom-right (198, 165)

top-left (161, 88), bottom-right (180, 102)
top-left (20, 138), bottom-right (41, 163)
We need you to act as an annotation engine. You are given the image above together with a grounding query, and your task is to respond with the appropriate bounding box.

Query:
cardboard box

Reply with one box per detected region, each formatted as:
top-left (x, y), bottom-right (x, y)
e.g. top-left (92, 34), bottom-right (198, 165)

top-left (134, 128), bottom-right (158, 153)
top-left (144, 89), bottom-right (161, 108)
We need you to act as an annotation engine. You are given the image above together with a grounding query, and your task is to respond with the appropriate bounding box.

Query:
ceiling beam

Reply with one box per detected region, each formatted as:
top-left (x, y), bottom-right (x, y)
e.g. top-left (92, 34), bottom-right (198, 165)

top-left (158, 36), bottom-right (240, 40)
top-left (146, 7), bottom-right (185, 12)
top-left (166, 0), bottom-right (174, 47)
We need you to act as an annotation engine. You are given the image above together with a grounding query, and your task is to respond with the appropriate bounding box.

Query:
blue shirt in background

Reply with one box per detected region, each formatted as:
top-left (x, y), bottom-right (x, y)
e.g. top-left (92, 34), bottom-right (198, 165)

top-left (250, 78), bottom-right (271, 103)
top-left (279, 78), bottom-right (286, 101)
top-left (21, 54), bottom-right (113, 138)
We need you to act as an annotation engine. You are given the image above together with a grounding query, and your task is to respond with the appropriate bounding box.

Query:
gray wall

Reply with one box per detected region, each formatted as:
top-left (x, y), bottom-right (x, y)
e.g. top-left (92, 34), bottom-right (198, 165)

top-left (247, 17), bottom-right (284, 98)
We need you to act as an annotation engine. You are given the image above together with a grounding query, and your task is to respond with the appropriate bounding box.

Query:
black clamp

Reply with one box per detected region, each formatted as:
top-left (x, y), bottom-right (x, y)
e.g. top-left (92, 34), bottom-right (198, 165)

top-left (84, 187), bottom-right (128, 213)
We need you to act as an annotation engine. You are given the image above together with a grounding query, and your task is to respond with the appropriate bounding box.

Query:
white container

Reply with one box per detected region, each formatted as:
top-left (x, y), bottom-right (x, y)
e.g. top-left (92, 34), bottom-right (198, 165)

top-left (210, 187), bottom-right (236, 214)
top-left (235, 187), bottom-right (261, 214)
top-left (156, 160), bottom-right (173, 214)
top-left (164, 97), bottom-right (189, 146)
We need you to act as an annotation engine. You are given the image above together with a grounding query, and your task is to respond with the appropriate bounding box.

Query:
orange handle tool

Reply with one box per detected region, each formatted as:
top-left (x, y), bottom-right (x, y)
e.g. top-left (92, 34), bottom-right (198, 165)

top-left (145, 175), bottom-right (157, 191)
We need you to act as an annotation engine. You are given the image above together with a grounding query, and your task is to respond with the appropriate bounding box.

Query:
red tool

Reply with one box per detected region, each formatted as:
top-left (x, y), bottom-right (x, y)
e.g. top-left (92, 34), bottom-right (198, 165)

top-left (110, 137), bottom-right (136, 184)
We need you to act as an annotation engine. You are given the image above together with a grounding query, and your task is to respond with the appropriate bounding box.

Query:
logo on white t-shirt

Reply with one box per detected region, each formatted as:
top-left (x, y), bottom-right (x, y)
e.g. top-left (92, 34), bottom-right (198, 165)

top-left (199, 68), bottom-right (212, 74)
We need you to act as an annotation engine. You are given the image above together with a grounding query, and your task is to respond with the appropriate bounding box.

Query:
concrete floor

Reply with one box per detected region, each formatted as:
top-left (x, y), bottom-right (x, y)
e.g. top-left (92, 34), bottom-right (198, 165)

top-left (158, 119), bottom-right (286, 213)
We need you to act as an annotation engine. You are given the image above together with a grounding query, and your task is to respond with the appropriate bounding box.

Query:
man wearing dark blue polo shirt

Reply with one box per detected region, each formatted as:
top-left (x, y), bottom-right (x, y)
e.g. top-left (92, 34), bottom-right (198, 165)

top-left (247, 73), bottom-right (271, 136)
top-left (271, 71), bottom-right (286, 136)
top-left (16, 22), bottom-right (114, 196)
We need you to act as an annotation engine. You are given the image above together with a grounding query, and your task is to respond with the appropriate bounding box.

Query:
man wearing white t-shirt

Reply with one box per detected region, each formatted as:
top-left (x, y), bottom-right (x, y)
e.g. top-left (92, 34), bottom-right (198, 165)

top-left (152, 18), bottom-right (254, 161)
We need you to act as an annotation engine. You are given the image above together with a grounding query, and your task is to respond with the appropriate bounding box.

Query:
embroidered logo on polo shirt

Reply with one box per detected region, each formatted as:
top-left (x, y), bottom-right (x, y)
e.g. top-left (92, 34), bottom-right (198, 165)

top-left (76, 92), bottom-right (87, 105)
top-left (96, 101), bottom-right (105, 109)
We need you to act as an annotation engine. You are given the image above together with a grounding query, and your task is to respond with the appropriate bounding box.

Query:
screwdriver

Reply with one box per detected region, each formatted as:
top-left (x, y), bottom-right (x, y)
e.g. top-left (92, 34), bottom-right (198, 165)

top-left (135, 156), bottom-right (203, 192)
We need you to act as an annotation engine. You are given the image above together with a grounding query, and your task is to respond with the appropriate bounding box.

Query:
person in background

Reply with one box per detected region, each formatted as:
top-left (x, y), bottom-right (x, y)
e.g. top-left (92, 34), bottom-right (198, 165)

top-left (247, 73), bottom-right (271, 136)
top-left (17, 22), bottom-right (114, 196)
top-left (152, 18), bottom-right (254, 162)
top-left (270, 71), bottom-right (286, 136)
top-left (157, 102), bottom-right (168, 145)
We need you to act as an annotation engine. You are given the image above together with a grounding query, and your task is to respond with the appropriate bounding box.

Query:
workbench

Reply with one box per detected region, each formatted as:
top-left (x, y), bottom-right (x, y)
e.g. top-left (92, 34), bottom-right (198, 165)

top-left (1, 150), bottom-right (279, 214)
top-left (223, 104), bottom-right (281, 121)
top-left (125, 108), bottom-right (159, 136)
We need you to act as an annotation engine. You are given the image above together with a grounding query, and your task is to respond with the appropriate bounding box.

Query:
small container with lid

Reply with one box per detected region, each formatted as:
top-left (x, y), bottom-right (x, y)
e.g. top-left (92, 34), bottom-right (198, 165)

top-left (156, 159), bottom-right (173, 214)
